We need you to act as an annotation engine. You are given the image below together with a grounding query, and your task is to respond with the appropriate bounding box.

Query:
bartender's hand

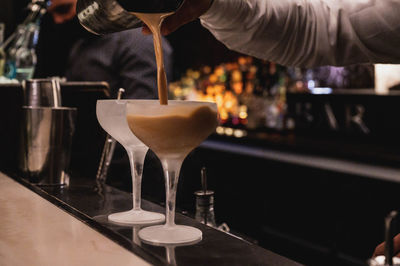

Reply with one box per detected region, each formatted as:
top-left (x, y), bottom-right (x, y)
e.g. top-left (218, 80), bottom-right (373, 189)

top-left (373, 233), bottom-right (400, 257)
top-left (142, 0), bottom-right (214, 35)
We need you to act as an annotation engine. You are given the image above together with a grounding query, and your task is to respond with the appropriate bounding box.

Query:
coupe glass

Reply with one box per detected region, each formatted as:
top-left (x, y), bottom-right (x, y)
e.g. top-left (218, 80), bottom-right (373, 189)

top-left (126, 100), bottom-right (218, 244)
top-left (96, 99), bottom-right (165, 224)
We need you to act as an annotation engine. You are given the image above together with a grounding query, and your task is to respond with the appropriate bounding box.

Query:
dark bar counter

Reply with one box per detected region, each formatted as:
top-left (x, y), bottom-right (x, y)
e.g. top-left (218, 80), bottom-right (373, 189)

top-left (285, 89), bottom-right (400, 167)
top-left (6, 172), bottom-right (302, 266)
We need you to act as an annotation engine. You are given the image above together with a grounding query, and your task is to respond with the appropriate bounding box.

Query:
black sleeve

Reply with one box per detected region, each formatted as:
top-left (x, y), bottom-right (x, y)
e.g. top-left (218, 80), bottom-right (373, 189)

top-left (113, 29), bottom-right (173, 99)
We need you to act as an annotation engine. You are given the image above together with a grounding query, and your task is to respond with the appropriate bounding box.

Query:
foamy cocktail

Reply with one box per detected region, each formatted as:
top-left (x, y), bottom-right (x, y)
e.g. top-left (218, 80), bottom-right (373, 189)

top-left (126, 100), bottom-right (218, 244)
top-left (96, 100), bottom-right (165, 225)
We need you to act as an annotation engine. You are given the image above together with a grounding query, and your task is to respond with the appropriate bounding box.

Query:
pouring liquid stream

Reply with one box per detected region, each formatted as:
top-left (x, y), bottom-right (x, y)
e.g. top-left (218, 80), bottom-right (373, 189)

top-left (131, 12), bottom-right (173, 105)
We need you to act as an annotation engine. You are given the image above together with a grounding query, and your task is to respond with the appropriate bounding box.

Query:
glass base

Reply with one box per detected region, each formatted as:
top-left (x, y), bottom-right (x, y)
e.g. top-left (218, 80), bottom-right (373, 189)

top-left (139, 224), bottom-right (202, 245)
top-left (108, 209), bottom-right (165, 225)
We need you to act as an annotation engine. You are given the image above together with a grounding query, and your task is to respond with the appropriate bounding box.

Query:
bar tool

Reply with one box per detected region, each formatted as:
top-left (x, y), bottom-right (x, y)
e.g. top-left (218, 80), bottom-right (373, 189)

top-left (19, 106), bottom-right (77, 186)
top-left (194, 167), bottom-right (217, 228)
top-left (76, 0), bottom-right (184, 35)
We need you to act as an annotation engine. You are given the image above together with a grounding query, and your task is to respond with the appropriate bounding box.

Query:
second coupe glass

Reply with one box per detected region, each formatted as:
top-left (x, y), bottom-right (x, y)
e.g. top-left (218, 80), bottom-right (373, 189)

top-left (96, 99), bottom-right (165, 225)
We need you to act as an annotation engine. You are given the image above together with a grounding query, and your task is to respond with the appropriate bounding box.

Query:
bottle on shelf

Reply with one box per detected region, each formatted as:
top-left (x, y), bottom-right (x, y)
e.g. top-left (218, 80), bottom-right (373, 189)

top-left (4, 26), bottom-right (27, 80)
top-left (15, 23), bottom-right (39, 82)
top-left (0, 23), bottom-right (6, 77)
top-left (2, 0), bottom-right (45, 81)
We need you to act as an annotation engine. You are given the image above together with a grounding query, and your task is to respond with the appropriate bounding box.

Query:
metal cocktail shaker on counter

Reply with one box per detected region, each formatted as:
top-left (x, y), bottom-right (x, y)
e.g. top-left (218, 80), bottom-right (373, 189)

top-left (76, 0), bottom-right (184, 35)
top-left (19, 106), bottom-right (76, 186)
top-left (19, 78), bottom-right (77, 186)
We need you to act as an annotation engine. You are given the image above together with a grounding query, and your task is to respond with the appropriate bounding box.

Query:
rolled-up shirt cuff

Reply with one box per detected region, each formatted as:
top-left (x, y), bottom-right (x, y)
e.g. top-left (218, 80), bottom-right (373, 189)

top-left (200, 0), bottom-right (241, 29)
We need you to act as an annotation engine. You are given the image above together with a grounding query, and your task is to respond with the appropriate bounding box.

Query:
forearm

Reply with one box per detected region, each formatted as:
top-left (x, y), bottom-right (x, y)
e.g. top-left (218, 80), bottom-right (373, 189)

top-left (200, 0), bottom-right (400, 67)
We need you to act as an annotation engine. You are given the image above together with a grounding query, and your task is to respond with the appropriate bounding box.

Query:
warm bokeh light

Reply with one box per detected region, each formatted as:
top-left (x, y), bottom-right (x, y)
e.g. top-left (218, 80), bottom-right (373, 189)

top-left (169, 56), bottom-right (289, 133)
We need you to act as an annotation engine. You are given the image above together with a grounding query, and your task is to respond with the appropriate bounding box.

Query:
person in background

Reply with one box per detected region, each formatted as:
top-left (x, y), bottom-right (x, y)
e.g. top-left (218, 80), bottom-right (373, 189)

top-left (144, 0), bottom-right (400, 67)
top-left (36, 0), bottom-right (173, 99)
top-left (35, 0), bottom-right (172, 189)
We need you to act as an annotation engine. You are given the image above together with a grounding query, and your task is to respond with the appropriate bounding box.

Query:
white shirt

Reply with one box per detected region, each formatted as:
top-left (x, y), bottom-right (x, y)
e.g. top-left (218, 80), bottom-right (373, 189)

top-left (200, 0), bottom-right (400, 67)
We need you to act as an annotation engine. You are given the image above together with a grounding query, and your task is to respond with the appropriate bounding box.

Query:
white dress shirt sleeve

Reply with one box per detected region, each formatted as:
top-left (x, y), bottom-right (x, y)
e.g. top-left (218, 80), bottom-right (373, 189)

top-left (200, 0), bottom-right (400, 67)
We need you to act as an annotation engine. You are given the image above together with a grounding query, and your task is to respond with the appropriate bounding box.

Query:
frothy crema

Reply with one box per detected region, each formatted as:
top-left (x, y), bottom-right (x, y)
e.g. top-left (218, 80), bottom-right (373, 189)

top-left (127, 103), bottom-right (218, 158)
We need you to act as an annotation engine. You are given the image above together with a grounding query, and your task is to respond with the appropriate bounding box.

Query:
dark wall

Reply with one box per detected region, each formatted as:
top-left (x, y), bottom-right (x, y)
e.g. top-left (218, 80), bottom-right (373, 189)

top-left (0, 0), bottom-right (30, 38)
top-left (0, 85), bottom-right (23, 174)
top-left (0, 0), bottom-right (15, 38)
top-left (165, 20), bottom-right (242, 80)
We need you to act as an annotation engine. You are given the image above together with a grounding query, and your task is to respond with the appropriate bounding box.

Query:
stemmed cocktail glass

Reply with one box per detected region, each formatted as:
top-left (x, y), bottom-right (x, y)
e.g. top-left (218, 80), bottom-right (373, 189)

top-left (96, 99), bottom-right (165, 224)
top-left (126, 100), bottom-right (218, 244)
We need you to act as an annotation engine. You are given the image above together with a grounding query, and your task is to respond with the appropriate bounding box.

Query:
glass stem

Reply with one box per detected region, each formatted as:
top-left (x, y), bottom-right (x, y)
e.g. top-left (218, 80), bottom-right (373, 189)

top-left (166, 246), bottom-right (177, 266)
top-left (161, 158), bottom-right (183, 228)
top-left (126, 147), bottom-right (148, 211)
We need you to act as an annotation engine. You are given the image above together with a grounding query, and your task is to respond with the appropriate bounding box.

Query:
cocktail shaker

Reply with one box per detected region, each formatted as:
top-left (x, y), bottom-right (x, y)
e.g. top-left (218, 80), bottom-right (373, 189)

top-left (19, 106), bottom-right (77, 186)
top-left (76, 0), bottom-right (184, 35)
top-left (19, 78), bottom-right (76, 186)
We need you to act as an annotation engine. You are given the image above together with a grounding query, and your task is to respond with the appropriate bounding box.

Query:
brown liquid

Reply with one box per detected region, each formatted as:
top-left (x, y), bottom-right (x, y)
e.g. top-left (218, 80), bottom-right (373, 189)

top-left (132, 12), bottom-right (173, 105)
top-left (127, 105), bottom-right (218, 158)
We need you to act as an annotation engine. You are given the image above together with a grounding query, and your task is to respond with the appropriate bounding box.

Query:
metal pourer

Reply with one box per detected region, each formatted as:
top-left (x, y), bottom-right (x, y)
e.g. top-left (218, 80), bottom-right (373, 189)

top-left (193, 167), bottom-right (251, 242)
top-left (194, 167), bottom-right (217, 228)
